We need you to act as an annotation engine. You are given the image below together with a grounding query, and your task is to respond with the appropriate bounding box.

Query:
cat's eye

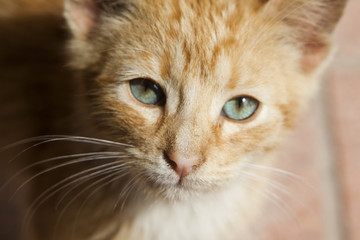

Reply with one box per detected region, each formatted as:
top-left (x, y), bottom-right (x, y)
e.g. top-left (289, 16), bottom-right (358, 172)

top-left (222, 96), bottom-right (259, 121)
top-left (129, 78), bottom-right (166, 106)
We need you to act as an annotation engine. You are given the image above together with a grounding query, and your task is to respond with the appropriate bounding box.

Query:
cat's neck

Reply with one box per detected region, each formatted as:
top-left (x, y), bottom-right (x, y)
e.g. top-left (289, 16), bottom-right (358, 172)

top-left (109, 179), bottom-right (258, 240)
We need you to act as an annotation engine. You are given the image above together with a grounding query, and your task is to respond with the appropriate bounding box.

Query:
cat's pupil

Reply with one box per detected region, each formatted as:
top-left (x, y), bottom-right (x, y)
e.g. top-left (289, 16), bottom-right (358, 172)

top-left (238, 98), bottom-right (245, 107)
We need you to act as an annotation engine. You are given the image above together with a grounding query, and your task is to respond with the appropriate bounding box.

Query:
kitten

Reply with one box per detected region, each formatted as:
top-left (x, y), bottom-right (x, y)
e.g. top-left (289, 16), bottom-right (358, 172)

top-left (0, 0), bottom-right (347, 239)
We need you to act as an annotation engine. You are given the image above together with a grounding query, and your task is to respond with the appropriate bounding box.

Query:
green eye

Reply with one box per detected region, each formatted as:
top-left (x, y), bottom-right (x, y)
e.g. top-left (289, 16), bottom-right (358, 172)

top-left (222, 96), bottom-right (259, 121)
top-left (129, 78), bottom-right (166, 106)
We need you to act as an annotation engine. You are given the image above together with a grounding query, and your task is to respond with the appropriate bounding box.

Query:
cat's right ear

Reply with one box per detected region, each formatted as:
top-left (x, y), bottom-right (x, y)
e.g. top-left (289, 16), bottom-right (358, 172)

top-left (261, 0), bottom-right (347, 72)
top-left (64, 0), bottom-right (102, 39)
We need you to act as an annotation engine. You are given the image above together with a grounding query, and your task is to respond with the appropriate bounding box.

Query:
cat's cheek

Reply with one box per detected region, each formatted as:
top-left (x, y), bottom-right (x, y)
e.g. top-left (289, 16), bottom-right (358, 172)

top-left (221, 104), bottom-right (283, 152)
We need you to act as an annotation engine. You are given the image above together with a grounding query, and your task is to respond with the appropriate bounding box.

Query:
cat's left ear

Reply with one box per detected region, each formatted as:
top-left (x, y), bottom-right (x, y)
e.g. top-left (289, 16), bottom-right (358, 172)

top-left (64, 0), bottom-right (102, 39)
top-left (263, 0), bottom-right (348, 72)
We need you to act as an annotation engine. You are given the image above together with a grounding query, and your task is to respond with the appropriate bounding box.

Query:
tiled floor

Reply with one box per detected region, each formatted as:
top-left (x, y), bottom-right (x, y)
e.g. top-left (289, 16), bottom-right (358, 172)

top-left (0, 1), bottom-right (359, 240)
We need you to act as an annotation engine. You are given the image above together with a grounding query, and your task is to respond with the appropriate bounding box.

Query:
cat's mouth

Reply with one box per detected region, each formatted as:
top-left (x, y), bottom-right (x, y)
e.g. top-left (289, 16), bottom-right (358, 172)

top-left (146, 175), bottom-right (192, 189)
top-left (176, 177), bottom-right (185, 186)
top-left (137, 170), bottom-right (218, 201)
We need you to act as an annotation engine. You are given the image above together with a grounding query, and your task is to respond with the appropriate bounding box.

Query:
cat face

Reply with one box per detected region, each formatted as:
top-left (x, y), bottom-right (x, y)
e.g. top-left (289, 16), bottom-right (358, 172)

top-left (65, 0), bottom-right (346, 199)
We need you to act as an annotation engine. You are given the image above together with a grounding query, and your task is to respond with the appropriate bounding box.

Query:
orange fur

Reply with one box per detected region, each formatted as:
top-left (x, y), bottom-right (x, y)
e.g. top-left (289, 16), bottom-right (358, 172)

top-left (0, 0), bottom-right (347, 239)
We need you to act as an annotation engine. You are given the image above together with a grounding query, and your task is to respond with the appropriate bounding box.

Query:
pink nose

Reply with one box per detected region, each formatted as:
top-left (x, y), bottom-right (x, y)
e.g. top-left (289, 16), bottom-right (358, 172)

top-left (165, 151), bottom-right (201, 178)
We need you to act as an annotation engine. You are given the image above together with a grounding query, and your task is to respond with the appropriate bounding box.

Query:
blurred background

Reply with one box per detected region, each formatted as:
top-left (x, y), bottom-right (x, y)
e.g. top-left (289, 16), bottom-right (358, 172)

top-left (256, 0), bottom-right (360, 239)
top-left (0, 0), bottom-right (359, 239)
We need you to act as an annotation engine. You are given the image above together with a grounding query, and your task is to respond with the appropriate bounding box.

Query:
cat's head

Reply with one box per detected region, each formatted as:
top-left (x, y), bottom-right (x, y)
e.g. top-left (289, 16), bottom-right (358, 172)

top-left (64, 0), bottom-right (346, 200)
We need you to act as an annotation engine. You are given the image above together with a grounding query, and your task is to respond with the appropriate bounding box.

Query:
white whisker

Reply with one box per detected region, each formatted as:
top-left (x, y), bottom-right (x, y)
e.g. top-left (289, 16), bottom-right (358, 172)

top-left (10, 155), bottom-right (128, 200)
top-left (23, 163), bottom-right (130, 235)
top-left (72, 171), bottom-right (135, 238)
top-left (239, 175), bottom-right (301, 228)
top-left (55, 169), bottom-right (130, 231)
top-left (246, 163), bottom-right (314, 189)
top-left (242, 170), bottom-right (311, 215)
top-left (0, 152), bottom-right (127, 193)
top-left (1, 135), bottom-right (132, 163)
top-left (55, 161), bottom-right (132, 209)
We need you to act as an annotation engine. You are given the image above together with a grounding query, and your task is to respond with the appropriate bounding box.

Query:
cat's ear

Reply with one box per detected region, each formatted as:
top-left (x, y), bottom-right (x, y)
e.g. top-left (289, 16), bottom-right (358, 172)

top-left (263, 0), bottom-right (348, 72)
top-left (64, 0), bottom-right (102, 39)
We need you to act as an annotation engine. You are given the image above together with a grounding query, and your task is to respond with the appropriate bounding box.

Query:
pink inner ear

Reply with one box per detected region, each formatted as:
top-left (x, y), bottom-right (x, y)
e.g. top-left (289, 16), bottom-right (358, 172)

top-left (262, 0), bottom-right (346, 73)
top-left (65, 0), bottom-right (100, 38)
top-left (301, 42), bottom-right (330, 73)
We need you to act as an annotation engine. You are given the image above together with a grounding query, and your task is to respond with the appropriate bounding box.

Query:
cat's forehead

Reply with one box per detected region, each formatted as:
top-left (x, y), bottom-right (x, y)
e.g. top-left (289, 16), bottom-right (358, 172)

top-left (110, 0), bottom-right (268, 89)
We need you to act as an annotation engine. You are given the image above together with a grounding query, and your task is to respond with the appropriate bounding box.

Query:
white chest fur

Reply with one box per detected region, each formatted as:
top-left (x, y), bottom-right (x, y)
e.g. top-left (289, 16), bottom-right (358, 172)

top-left (110, 182), bottom-right (256, 240)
